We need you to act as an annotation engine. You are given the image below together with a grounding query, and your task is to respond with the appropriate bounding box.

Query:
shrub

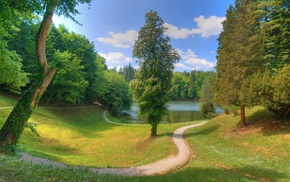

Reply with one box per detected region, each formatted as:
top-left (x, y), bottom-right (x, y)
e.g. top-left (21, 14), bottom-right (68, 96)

top-left (201, 102), bottom-right (217, 119)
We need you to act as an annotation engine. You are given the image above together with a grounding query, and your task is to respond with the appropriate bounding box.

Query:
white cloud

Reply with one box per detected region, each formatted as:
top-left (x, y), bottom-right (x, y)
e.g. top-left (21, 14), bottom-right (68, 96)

top-left (164, 15), bottom-right (225, 39)
top-left (176, 48), bottom-right (215, 70)
top-left (96, 30), bottom-right (138, 48)
top-left (164, 23), bottom-right (199, 39)
top-left (174, 63), bottom-right (195, 70)
top-left (99, 52), bottom-right (132, 66)
top-left (193, 15), bottom-right (226, 38)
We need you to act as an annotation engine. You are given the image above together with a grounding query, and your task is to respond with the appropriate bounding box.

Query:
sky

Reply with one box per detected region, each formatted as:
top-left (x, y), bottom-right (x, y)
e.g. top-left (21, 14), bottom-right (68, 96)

top-left (53, 0), bottom-right (235, 72)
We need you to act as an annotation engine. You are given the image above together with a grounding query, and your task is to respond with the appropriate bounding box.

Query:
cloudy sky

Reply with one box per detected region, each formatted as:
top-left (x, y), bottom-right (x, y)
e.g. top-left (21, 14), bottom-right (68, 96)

top-left (53, 0), bottom-right (235, 72)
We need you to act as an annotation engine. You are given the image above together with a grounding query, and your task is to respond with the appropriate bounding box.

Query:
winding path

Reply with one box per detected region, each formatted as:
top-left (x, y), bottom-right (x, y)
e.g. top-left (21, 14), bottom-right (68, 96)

top-left (1, 106), bottom-right (207, 176)
top-left (91, 113), bottom-right (207, 176)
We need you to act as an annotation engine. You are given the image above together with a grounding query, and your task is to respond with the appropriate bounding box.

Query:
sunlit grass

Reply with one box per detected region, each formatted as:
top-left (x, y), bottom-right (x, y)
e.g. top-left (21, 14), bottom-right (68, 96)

top-left (174, 106), bottom-right (290, 182)
top-left (1, 92), bottom-right (289, 181)
top-left (0, 92), bottom-right (185, 167)
top-left (17, 106), bottom-right (187, 167)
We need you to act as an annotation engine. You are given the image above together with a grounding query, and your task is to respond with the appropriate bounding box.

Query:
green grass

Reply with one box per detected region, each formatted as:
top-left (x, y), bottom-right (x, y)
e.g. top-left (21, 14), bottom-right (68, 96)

top-left (0, 92), bottom-right (187, 168)
top-left (1, 92), bottom-right (290, 181)
top-left (13, 107), bottom-right (184, 167)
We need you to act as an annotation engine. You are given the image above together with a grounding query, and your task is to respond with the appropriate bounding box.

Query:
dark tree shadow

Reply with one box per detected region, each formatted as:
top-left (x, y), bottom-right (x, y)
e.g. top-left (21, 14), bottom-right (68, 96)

top-left (143, 165), bottom-right (288, 182)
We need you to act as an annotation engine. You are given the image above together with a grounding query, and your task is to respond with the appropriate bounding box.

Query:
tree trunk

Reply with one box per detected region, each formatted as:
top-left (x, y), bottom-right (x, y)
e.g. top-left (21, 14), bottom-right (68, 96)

top-left (240, 104), bottom-right (246, 127)
top-left (0, 0), bottom-right (59, 151)
top-left (151, 126), bottom-right (157, 137)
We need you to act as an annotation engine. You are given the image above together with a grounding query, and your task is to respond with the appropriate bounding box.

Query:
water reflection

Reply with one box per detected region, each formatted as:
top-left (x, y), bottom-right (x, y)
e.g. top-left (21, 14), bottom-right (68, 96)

top-left (122, 101), bottom-right (206, 123)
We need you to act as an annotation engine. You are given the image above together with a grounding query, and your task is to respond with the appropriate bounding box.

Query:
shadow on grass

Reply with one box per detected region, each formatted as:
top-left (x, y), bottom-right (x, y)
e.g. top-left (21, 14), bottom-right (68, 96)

top-left (183, 124), bottom-right (220, 138)
top-left (244, 109), bottom-right (290, 136)
top-left (143, 165), bottom-right (288, 182)
top-left (34, 106), bottom-right (118, 138)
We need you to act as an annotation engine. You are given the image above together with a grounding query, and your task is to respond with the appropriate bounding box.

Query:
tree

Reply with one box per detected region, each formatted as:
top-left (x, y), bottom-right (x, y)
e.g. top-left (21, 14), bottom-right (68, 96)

top-left (0, 45), bottom-right (29, 92)
top-left (239, 0), bottom-right (290, 118)
top-left (0, 1), bottom-right (35, 92)
top-left (215, 0), bottom-right (264, 127)
top-left (200, 72), bottom-right (217, 103)
top-left (100, 71), bottom-right (133, 116)
top-left (169, 72), bottom-right (190, 100)
top-left (43, 25), bottom-right (98, 103)
top-left (56, 26), bottom-right (98, 101)
top-left (262, 0), bottom-right (290, 70)
top-left (241, 65), bottom-right (290, 117)
top-left (0, 0), bottom-right (92, 152)
top-left (119, 63), bottom-right (136, 83)
top-left (7, 20), bottom-right (40, 87)
top-left (46, 51), bottom-right (89, 103)
top-left (132, 10), bottom-right (180, 136)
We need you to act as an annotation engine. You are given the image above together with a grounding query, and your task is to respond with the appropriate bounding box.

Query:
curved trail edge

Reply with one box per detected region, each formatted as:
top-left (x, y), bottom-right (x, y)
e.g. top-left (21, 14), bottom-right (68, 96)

top-left (0, 106), bottom-right (207, 176)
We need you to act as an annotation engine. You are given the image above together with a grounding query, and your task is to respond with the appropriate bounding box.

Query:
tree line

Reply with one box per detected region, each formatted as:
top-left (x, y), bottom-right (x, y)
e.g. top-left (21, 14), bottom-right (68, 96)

top-left (0, 0), bottom-right (133, 150)
top-left (214, 0), bottom-right (290, 126)
top-left (3, 20), bottom-right (133, 115)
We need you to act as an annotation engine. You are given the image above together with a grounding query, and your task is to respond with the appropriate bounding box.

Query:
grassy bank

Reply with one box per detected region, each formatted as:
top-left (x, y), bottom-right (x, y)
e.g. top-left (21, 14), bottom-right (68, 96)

top-left (0, 93), bottom-right (186, 168)
top-left (1, 92), bottom-right (290, 181)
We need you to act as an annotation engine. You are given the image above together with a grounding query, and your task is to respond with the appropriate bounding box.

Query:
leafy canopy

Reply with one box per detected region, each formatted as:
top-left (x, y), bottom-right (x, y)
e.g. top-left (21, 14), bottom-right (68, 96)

top-left (132, 10), bottom-right (180, 135)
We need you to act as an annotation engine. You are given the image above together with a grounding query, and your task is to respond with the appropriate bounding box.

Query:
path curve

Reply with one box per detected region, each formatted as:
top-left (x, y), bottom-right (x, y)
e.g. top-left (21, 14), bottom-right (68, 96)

top-left (90, 111), bottom-right (207, 176)
top-left (0, 106), bottom-right (207, 176)
top-left (91, 113), bottom-right (207, 176)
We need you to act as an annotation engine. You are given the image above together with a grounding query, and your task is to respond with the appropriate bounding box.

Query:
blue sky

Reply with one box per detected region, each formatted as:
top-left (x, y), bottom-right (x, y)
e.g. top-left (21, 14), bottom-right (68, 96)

top-left (53, 0), bottom-right (235, 72)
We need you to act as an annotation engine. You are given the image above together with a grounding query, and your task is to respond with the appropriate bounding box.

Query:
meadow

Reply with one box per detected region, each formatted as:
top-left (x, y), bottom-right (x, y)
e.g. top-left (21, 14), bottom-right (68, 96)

top-left (0, 93), bottom-right (289, 181)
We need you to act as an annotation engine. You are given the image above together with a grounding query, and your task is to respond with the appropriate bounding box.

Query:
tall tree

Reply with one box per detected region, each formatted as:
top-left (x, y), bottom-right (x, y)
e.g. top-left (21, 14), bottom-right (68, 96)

top-left (262, 0), bottom-right (290, 70)
top-left (215, 0), bottom-right (265, 127)
top-left (0, 0), bottom-right (92, 152)
top-left (132, 10), bottom-right (180, 136)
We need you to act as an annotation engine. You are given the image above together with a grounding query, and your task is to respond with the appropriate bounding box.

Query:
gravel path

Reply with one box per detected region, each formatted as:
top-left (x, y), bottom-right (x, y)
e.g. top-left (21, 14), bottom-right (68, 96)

top-left (0, 106), bottom-right (207, 176)
top-left (90, 116), bottom-right (207, 176)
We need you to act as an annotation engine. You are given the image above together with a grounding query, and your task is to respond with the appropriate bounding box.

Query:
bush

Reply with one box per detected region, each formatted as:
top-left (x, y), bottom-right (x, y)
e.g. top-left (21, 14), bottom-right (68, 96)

top-left (222, 105), bottom-right (239, 116)
top-left (201, 102), bottom-right (217, 119)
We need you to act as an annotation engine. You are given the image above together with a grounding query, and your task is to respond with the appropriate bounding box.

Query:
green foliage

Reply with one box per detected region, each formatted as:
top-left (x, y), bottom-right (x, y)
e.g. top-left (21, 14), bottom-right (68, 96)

top-left (222, 105), bottom-right (240, 115)
top-left (91, 54), bottom-right (108, 99)
top-left (261, 0), bottom-right (290, 70)
top-left (242, 66), bottom-right (290, 117)
top-left (47, 51), bottom-right (89, 103)
top-left (46, 25), bottom-right (98, 102)
top-left (25, 122), bottom-right (40, 137)
top-left (215, 0), bottom-right (266, 127)
top-left (169, 72), bottom-right (190, 100)
top-left (118, 63), bottom-right (136, 83)
top-left (201, 102), bottom-right (217, 119)
top-left (168, 71), bottom-right (214, 100)
top-left (216, 0), bottom-right (290, 119)
top-left (0, 0), bottom-right (93, 151)
top-left (199, 72), bottom-right (217, 103)
top-left (100, 71), bottom-right (133, 116)
top-left (132, 10), bottom-right (180, 135)
top-left (7, 20), bottom-right (40, 85)
top-left (0, 44), bottom-right (29, 92)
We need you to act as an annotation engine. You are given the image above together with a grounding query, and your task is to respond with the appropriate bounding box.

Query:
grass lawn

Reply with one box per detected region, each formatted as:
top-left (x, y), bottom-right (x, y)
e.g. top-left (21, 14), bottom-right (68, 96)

top-left (1, 92), bottom-right (290, 181)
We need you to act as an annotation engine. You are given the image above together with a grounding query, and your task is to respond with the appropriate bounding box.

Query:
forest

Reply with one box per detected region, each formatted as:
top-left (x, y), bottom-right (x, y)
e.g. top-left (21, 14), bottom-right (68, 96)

top-left (0, 0), bottom-right (289, 149)
top-left (0, 0), bottom-right (289, 120)
top-left (214, 0), bottom-right (290, 126)
top-left (0, 18), bottom-right (213, 113)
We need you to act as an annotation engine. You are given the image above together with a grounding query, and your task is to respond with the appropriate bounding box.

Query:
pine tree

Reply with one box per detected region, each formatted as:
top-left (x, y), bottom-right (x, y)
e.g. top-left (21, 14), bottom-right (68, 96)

top-left (215, 0), bottom-right (265, 127)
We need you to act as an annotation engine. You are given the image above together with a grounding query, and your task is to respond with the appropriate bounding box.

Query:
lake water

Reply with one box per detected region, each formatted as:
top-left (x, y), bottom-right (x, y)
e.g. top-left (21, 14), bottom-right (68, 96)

top-left (122, 101), bottom-right (222, 123)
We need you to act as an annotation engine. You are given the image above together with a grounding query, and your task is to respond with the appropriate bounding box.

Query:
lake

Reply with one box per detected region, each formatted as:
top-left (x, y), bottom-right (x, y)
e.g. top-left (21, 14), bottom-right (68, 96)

top-left (121, 101), bottom-right (222, 123)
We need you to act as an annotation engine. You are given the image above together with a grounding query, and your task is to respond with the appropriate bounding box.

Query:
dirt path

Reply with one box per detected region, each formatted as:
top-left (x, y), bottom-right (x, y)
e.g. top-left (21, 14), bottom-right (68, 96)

top-left (0, 106), bottom-right (207, 176)
top-left (90, 116), bottom-right (207, 176)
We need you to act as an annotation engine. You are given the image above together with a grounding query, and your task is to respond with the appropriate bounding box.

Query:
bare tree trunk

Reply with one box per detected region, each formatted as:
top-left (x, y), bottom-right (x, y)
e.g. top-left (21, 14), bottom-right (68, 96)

top-left (151, 126), bottom-right (157, 137)
top-left (240, 104), bottom-right (246, 127)
top-left (0, 0), bottom-right (59, 152)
